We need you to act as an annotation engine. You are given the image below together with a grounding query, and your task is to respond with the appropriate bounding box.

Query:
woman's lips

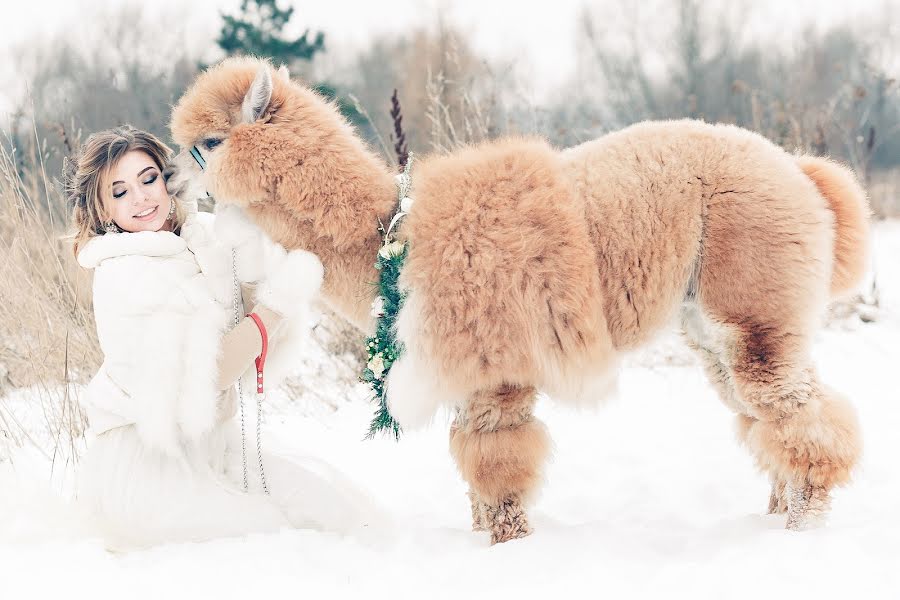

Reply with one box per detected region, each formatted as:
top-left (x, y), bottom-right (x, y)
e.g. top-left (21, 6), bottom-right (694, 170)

top-left (133, 206), bottom-right (159, 221)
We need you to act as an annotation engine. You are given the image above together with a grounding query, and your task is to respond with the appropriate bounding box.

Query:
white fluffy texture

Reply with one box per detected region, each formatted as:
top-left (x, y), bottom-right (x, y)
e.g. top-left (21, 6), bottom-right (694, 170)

top-left (386, 292), bottom-right (464, 429)
top-left (73, 421), bottom-right (382, 551)
top-left (175, 295), bottom-right (229, 439)
top-left (77, 203), bottom-right (324, 454)
top-left (256, 248), bottom-right (325, 318)
top-left (541, 359), bottom-right (621, 410)
top-left (214, 203), bottom-right (268, 283)
top-left (262, 316), bottom-right (317, 390)
top-left (242, 65), bottom-right (273, 124)
top-left (212, 203), bottom-right (325, 389)
top-left (71, 208), bottom-right (347, 549)
top-left (182, 210), bottom-right (233, 305)
top-left (82, 229), bottom-right (220, 455)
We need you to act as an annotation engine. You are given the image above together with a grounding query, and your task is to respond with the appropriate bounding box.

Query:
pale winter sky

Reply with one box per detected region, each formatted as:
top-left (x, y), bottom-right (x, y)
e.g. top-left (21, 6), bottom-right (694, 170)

top-left (1, 0), bottom-right (896, 116)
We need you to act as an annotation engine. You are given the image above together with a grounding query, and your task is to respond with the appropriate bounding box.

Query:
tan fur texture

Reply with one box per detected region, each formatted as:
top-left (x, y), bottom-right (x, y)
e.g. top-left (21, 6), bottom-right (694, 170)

top-left (399, 139), bottom-right (615, 400)
top-left (171, 57), bottom-right (396, 330)
top-left (170, 58), bottom-right (870, 540)
top-left (450, 419), bottom-right (551, 506)
top-left (795, 155), bottom-right (871, 296)
top-left (449, 384), bottom-right (551, 506)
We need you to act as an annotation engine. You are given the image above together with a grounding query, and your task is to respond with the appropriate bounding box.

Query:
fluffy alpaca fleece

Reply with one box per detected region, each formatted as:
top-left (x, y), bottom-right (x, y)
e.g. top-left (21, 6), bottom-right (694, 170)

top-left (170, 57), bottom-right (870, 543)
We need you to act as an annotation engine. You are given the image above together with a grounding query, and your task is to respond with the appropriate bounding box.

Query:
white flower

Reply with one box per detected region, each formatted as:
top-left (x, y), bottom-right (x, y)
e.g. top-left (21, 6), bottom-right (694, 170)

top-left (378, 240), bottom-right (406, 259)
top-left (370, 296), bottom-right (385, 317)
top-left (400, 195), bottom-right (414, 213)
top-left (368, 353), bottom-right (386, 379)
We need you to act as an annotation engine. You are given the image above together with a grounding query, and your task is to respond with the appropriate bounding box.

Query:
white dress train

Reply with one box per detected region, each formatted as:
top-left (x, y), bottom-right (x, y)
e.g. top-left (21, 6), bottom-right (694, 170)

top-left (77, 421), bottom-right (382, 550)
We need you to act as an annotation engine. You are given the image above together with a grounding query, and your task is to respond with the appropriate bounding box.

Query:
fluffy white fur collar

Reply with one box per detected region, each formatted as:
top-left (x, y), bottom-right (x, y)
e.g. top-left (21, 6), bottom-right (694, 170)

top-left (77, 230), bottom-right (187, 269)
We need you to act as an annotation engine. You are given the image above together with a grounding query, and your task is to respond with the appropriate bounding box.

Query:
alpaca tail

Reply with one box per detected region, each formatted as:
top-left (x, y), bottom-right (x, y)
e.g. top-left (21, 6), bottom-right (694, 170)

top-left (796, 156), bottom-right (871, 296)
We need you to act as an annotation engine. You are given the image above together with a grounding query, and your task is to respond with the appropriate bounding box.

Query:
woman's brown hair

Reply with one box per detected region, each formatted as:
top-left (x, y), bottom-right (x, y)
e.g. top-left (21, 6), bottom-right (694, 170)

top-left (66, 125), bottom-right (185, 256)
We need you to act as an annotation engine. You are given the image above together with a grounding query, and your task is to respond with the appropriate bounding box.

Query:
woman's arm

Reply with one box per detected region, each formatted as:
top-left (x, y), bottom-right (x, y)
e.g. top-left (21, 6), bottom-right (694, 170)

top-left (215, 304), bottom-right (283, 391)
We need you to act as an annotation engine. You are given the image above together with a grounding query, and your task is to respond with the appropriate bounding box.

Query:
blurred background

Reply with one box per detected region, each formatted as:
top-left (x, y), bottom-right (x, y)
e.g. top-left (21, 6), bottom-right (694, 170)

top-left (1, 0), bottom-right (897, 458)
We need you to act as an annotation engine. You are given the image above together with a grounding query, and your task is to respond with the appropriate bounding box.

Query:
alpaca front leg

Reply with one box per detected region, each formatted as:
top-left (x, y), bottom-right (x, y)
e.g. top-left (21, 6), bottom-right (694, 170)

top-left (481, 495), bottom-right (533, 544)
top-left (449, 385), bottom-right (551, 544)
top-left (785, 482), bottom-right (832, 530)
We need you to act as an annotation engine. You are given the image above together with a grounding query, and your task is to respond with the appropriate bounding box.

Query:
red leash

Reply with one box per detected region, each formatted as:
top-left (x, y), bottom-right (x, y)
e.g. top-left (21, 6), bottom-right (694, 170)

top-left (247, 312), bottom-right (268, 394)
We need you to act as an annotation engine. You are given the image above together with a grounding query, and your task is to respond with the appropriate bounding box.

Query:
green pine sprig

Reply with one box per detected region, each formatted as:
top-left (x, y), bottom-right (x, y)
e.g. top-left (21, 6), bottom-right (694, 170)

top-left (362, 241), bottom-right (408, 440)
top-left (362, 154), bottom-right (414, 441)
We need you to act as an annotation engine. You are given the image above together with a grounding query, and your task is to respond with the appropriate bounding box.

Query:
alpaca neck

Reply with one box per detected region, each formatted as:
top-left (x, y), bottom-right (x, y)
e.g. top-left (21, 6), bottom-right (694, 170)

top-left (263, 149), bottom-right (398, 332)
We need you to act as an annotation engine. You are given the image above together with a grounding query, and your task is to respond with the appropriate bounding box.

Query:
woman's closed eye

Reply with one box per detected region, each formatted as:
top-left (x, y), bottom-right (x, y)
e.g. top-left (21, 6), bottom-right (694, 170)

top-left (112, 173), bottom-right (158, 198)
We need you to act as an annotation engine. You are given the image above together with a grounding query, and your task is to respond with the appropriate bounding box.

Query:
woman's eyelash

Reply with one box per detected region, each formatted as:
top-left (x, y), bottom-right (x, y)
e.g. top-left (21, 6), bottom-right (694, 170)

top-left (112, 173), bottom-right (157, 198)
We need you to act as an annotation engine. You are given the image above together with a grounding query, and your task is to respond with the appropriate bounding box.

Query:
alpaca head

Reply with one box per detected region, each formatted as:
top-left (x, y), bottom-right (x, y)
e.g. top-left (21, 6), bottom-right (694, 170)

top-left (168, 56), bottom-right (369, 217)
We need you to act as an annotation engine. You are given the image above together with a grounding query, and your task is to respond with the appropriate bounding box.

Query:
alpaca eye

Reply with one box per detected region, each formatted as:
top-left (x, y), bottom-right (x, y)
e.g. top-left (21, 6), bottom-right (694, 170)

top-left (204, 138), bottom-right (222, 151)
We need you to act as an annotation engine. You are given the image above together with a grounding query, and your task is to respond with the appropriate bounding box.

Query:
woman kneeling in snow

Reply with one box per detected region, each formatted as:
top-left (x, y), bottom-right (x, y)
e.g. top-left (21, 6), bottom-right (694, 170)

top-left (67, 125), bottom-right (373, 549)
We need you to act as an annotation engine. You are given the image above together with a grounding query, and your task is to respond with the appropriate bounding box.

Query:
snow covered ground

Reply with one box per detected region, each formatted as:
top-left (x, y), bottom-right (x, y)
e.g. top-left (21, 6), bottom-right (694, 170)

top-left (2, 222), bottom-right (899, 600)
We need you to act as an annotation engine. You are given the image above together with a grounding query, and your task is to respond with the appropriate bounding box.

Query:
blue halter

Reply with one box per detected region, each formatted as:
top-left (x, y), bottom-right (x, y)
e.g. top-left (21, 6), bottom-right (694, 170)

top-left (190, 146), bottom-right (207, 171)
top-left (189, 146), bottom-right (211, 197)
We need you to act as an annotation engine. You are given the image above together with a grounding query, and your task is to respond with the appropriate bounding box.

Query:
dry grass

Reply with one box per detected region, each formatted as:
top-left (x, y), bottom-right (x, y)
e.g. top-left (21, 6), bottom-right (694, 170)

top-left (0, 121), bottom-right (94, 460)
top-left (425, 67), bottom-right (496, 154)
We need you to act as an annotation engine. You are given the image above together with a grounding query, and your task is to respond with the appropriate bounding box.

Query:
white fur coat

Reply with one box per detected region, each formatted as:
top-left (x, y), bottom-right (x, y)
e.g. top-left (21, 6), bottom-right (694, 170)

top-left (75, 205), bottom-right (350, 549)
top-left (77, 204), bottom-right (318, 456)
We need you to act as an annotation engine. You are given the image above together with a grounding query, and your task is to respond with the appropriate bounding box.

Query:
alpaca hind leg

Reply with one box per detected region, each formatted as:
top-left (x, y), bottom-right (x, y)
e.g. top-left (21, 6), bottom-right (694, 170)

top-left (728, 328), bottom-right (860, 530)
top-left (682, 304), bottom-right (787, 514)
top-left (737, 412), bottom-right (790, 515)
top-left (449, 384), bottom-right (550, 544)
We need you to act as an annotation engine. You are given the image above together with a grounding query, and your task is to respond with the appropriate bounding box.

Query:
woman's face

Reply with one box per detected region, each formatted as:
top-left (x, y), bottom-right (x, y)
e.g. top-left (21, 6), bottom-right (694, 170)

top-left (103, 150), bottom-right (173, 233)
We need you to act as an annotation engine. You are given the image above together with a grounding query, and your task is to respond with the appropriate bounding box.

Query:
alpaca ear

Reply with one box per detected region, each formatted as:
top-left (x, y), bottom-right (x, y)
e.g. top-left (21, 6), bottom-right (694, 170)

top-left (242, 65), bottom-right (273, 123)
top-left (277, 64), bottom-right (290, 81)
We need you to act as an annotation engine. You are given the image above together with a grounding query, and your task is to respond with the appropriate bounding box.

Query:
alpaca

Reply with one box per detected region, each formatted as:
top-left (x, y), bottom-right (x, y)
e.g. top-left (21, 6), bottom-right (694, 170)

top-left (168, 57), bottom-right (869, 544)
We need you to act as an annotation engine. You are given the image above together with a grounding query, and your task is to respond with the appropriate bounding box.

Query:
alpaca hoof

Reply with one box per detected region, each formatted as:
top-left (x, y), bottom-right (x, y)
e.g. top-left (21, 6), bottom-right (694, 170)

top-left (485, 496), bottom-right (532, 545)
top-left (767, 479), bottom-right (788, 514)
top-left (785, 483), bottom-right (831, 531)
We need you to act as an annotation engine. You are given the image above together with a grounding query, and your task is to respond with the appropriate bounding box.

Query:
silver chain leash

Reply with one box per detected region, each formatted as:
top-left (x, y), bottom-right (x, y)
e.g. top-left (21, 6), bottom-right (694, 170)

top-left (189, 146), bottom-right (269, 494)
top-left (231, 248), bottom-right (269, 494)
top-left (257, 389), bottom-right (269, 494)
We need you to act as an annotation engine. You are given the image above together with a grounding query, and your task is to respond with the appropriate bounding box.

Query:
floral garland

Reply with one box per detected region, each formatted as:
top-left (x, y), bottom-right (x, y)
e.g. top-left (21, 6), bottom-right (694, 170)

top-left (362, 157), bottom-right (414, 440)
